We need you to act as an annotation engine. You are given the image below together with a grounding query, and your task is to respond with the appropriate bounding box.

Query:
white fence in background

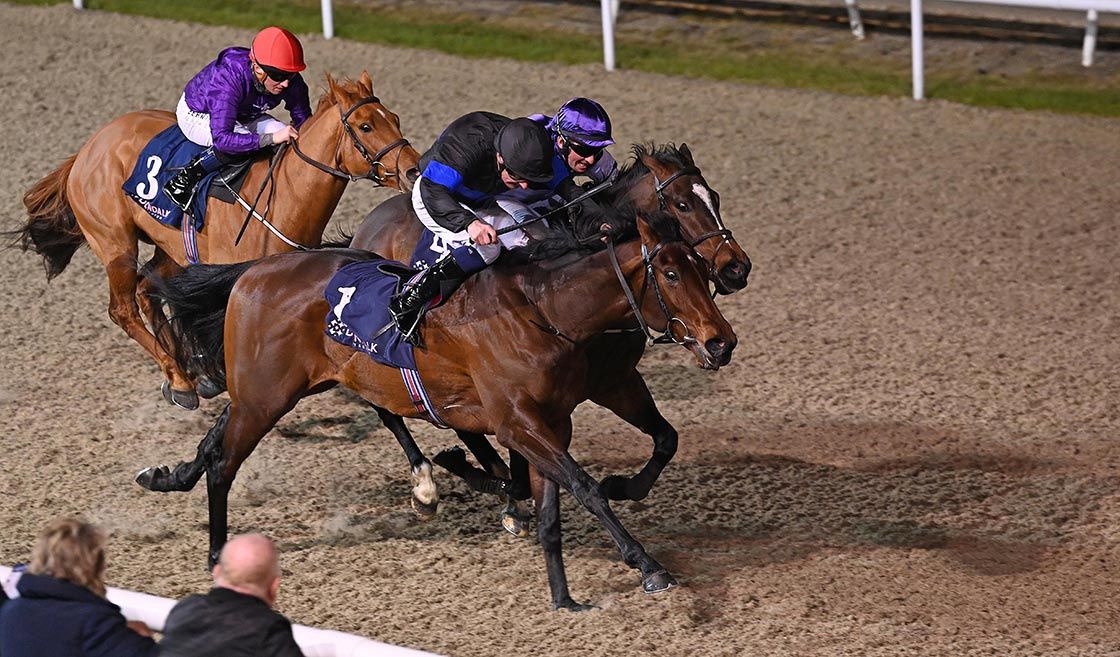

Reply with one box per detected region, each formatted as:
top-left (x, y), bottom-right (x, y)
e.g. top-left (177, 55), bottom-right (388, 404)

top-left (2, 566), bottom-right (441, 657)
top-left (908, 0), bottom-right (1120, 98)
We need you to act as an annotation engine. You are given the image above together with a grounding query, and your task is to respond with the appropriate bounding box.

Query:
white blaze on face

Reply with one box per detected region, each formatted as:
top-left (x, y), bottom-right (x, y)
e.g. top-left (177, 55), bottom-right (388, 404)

top-left (691, 183), bottom-right (717, 218)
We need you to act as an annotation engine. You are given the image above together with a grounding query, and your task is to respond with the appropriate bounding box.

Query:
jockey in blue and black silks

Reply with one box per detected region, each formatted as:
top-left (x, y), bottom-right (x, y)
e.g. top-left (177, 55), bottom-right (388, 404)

top-left (163, 26), bottom-right (313, 211)
top-left (390, 112), bottom-right (560, 344)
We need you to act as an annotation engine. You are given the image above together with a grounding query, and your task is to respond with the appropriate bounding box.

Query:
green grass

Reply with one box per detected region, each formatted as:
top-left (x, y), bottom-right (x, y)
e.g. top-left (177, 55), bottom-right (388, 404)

top-left (10, 0), bottom-right (1120, 116)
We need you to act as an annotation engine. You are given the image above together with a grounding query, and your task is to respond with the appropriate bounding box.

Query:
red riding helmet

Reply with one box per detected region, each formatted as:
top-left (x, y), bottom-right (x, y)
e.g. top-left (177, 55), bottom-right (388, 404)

top-left (251, 26), bottom-right (306, 73)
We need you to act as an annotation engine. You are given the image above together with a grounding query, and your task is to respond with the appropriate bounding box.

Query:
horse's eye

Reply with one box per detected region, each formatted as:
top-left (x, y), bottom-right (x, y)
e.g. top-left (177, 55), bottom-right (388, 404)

top-left (665, 270), bottom-right (679, 282)
top-left (676, 201), bottom-right (689, 212)
top-left (360, 123), bottom-right (373, 133)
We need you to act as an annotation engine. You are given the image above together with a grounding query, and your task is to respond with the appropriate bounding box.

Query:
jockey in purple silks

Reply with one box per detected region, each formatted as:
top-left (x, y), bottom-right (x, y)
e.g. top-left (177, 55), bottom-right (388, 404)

top-left (164, 26), bottom-right (313, 211)
top-left (494, 97), bottom-right (619, 242)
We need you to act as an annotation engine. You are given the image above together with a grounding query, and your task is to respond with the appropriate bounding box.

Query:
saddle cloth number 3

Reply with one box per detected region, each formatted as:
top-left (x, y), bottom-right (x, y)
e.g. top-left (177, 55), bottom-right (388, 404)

top-left (135, 155), bottom-right (164, 201)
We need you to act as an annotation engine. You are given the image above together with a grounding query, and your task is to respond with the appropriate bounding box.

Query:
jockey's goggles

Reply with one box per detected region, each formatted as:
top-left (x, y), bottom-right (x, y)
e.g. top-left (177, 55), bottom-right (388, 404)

top-left (259, 63), bottom-right (297, 83)
top-left (566, 140), bottom-right (604, 159)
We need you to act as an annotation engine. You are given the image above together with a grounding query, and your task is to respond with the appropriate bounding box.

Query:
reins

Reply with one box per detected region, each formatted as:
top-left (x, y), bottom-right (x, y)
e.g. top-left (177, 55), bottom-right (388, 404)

top-left (232, 94), bottom-right (411, 248)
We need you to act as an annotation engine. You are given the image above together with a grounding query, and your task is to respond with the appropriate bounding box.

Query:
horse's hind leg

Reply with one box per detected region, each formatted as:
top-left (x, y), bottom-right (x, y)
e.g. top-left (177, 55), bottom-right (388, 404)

top-left (589, 369), bottom-right (678, 502)
top-left (453, 431), bottom-right (532, 537)
top-left (373, 406), bottom-right (439, 517)
top-left (79, 218), bottom-right (197, 409)
top-left (137, 251), bottom-right (224, 400)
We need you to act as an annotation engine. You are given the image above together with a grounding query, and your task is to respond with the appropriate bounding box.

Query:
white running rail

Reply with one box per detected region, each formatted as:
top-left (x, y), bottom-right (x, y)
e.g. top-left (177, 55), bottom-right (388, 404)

top-left (2, 566), bottom-right (441, 657)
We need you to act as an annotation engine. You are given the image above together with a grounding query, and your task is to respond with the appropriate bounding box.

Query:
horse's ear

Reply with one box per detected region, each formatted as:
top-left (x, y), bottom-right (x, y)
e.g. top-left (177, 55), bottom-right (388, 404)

top-left (325, 73), bottom-right (339, 99)
top-left (678, 143), bottom-right (695, 166)
top-left (636, 213), bottom-right (658, 244)
top-left (359, 70), bottom-right (374, 94)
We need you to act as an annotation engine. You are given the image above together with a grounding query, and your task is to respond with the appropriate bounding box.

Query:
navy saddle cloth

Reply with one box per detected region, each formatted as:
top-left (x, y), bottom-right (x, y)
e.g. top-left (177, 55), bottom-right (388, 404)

top-left (324, 258), bottom-right (420, 370)
top-left (122, 125), bottom-right (253, 230)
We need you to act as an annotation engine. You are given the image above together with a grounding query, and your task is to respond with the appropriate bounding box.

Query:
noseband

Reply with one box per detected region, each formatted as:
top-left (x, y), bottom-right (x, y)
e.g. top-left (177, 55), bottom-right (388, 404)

top-left (651, 165), bottom-right (736, 280)
top-left (605, 236), bottom-right (701, 348)
top-left (290, 95), bottom-right (410, 185)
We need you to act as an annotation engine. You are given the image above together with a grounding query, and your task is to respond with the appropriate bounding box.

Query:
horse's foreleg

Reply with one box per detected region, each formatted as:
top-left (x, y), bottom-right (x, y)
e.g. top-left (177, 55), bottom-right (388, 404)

top-left (552, 448), bottom-right (677, 595)
top-left (204, 397), bottom-right (298, 568)
top-left (104, 253), bottom-right (197, 409)
top-left (589, 369), bottom-right (678, 502)
top-left (530, 465), bottom-right (592, 612)
top-left (498, 414), bottom-right (677, 603)
top-left (136, 404), bottom-right (230, 492)
top-left (373, 406), bottom-right (438, 517)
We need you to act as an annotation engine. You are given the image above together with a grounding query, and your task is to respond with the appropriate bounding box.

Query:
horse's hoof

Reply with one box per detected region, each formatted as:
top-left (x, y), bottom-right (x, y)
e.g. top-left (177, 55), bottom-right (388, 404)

top-left (501, 511), bottom-right (532, 538)
top-left (196, 376), bottom-right (224, 399)
top-left (135, 465), bottom-right (170, 491)
top-left (411, 494), bottom-right (438, 519)
top-left (554, 597), bottom-right (597, 612)
top-left (161, 381), bottom-right (199, 410)
top-left (641, 570), bottom-right (678, 594)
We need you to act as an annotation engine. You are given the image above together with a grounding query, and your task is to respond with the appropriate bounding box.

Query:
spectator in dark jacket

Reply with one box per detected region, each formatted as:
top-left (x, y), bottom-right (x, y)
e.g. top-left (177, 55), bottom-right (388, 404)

top-left (0, 517), bottom-right (158, 657)
top-left (160, 533), bottom-right (303, 657)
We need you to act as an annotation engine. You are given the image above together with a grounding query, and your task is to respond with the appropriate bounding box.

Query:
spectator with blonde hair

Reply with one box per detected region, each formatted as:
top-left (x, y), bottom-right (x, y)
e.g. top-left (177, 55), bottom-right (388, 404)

top-left (0, 516), bottom-right (158, 657)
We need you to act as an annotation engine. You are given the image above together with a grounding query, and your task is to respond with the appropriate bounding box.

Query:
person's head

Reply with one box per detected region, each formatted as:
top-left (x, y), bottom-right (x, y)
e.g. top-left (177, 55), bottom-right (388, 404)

top-left (494, 118), bottom-right (554, 190)
top-left (212, 534), bottom-right (282, 607)
top-left (29, 517), bottom-right (107, 597)
top-left (250, 26), bottom-right (306, 95)
top-left (548, 98), bottom-right (614, 174)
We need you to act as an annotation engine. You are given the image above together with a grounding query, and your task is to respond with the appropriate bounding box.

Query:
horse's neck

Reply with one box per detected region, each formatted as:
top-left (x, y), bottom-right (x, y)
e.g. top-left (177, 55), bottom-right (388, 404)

top-left (248, 108), bottom-right (348, 253)
top-left (518, 245), bottom-right (641, 342)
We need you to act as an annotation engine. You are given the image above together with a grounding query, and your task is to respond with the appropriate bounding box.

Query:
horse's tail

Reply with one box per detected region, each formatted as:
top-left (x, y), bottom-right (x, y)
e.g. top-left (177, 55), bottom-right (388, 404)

top-left (8, 155), bottom-right (86, 279)
top-left (149, 261), bottom-right (256, 389)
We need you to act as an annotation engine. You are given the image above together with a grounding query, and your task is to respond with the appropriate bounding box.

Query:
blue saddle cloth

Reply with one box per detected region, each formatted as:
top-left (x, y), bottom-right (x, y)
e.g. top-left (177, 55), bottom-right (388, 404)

top-left (122, 125), bottom-right (222, 230)
top-left (324, 259), bottom-right (418, 370)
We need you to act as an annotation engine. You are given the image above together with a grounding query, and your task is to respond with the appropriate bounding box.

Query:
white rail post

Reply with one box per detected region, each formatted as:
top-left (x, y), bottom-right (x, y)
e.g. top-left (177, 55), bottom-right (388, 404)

top-left (911, 0), bottom-right (925, 99)
top-left (1082, 9), bottom-right (1098, 65)
top-left (322, 0), bottom-right (335, 40)
top-left (73, 0), bottom-right (83, 8)
top-left (845, 0), bottom-right (866, 39)
top-left (601, 0), bottom-right (617, 71)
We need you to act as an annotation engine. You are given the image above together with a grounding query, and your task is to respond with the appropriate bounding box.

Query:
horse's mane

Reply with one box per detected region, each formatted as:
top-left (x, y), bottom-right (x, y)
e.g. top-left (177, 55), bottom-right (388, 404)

top-left (601, 143), bottom-right (691, 219)
top-left (312, 74), bottom-right (372, 114)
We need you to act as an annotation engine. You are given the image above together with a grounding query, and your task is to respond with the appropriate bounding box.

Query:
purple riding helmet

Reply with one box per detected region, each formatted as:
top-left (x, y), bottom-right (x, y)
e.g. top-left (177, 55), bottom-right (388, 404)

top-left (547, 97), bottom-right (615, 148)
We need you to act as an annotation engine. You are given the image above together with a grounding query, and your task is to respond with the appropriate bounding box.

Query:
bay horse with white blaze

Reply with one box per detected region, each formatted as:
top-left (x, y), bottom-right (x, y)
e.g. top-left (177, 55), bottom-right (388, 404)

top-left (350, 143), bottom-right (751, 533)
top-left (9, 72), bottom-right (419, 410)
top-left (138, 216), bottom-right (736, 609)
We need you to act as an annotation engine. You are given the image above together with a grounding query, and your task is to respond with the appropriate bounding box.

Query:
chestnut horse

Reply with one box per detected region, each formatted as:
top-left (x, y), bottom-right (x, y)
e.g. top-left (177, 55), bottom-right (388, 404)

top-left (10, 72), bottom-right (420, 410)
top-left (138, 217), bottom-right (736, 609)
top-left (350, 144), bottom-right (751, 533)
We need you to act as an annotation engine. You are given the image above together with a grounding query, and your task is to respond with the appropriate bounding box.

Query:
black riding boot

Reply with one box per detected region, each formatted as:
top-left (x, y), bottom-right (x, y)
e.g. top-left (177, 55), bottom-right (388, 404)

top-left (390, 256), bottom-right (467, 345)
top-left (163, 149), bottom-right (222, 211)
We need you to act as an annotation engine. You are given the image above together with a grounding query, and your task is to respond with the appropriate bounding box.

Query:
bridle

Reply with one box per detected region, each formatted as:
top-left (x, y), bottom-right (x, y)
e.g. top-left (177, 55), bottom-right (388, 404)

top-left (605, 235), bottom-right (701, 348)
top-left (233, 95), bottom-right (410, 248)
top-left (289, 95), bottom-right (410, 185)
top-left (651, 165), bottom-right (736, 282)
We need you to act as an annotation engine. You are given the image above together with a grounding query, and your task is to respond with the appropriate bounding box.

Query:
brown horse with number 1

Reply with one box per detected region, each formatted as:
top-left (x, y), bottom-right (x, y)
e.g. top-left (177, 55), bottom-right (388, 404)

top-left (10, 72), bottom-right (419, 410)
top-left (138, 214), bottom-right (735, 610)
top-left (351, 144), bottom-right (751, 532)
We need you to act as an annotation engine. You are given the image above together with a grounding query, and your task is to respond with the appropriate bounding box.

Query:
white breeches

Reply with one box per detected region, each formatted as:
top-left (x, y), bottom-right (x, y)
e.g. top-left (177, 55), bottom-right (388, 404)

top-left (176, 94), bottom-right (287, 148)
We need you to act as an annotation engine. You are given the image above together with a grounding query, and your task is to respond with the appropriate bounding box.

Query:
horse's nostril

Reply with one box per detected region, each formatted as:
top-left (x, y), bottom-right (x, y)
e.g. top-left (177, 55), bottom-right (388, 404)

top-left (705, 337), bottom-right (727, 358)
top-left (406, 168), bottom-right (420, 183)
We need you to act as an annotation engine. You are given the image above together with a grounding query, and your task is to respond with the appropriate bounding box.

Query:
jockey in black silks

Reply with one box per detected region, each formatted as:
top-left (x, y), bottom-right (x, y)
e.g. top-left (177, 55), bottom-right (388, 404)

top-left (390, 111), bottom-right (610, 345)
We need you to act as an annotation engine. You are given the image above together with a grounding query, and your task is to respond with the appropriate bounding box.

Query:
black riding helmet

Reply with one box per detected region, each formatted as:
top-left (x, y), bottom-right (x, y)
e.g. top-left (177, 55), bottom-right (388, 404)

top-left (494, 118), bottom-right (554, 184)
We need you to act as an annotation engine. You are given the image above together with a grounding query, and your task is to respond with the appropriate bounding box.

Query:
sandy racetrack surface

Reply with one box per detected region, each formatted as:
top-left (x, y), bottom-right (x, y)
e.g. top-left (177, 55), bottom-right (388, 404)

top-left (1, 4), bottom-right (1118, 656)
